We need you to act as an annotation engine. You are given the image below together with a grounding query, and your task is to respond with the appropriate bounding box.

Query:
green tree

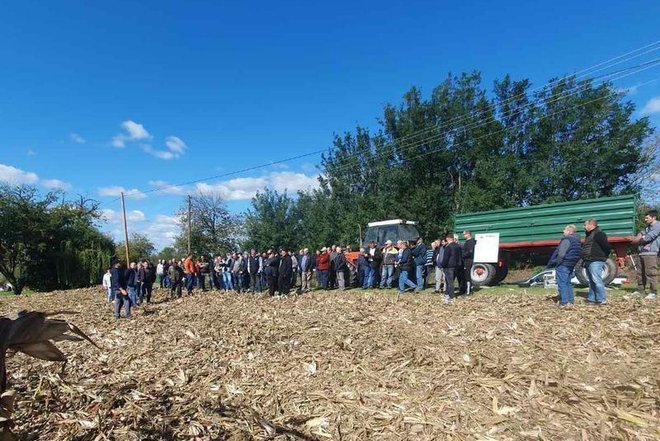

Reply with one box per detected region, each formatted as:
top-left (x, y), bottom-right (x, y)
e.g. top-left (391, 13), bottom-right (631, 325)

top-left (0, 185), bottom-right (114, 294)
top-left (265, 72), bottom-right (654, 247)
top-left (173, 191), bottom-right (240, 256)
top-left (156, 246), bottom-right (177, 261)
top-left (116, 232), bottom-right (155, 263)
top-left (243, 189), bottom-right (297, 251)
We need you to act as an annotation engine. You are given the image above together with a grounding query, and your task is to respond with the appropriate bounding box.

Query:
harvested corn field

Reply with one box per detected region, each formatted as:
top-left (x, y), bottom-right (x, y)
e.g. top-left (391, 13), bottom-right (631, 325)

top-left (1, 288), bottom-right (659, 440)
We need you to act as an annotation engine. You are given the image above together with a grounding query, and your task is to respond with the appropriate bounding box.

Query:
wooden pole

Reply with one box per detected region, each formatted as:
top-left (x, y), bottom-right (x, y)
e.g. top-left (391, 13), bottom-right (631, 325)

top-left (187, 194), bottom-right (192, 255)
top-left (120, 192), bottom-right (130, 264)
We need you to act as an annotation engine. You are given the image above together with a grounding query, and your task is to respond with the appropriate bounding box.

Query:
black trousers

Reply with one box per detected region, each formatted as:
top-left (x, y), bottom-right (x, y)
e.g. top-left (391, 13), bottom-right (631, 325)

top-left (268, 276), bottom-right (278, 296)
top-left (142, 282), bottom-right (153, 303)
top-left (443, 267), bottom-right (456, 297)
top-left (250, 273), bottom-right (259, 292)
top-left (461, 260), bottom-right (473, 294)
top-left (278, 275), bottom-right (290, 295)
top-left (170, 280), bottom-right (182, 298)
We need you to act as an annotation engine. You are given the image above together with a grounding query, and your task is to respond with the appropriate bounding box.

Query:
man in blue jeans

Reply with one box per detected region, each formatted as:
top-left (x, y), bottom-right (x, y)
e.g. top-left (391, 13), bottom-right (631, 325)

top-left (547, 224), bottom-right (582, 306)
top-left (581, 219), bottom-right (612, 305)
top-left (412, 237), bottom-right (427, 292)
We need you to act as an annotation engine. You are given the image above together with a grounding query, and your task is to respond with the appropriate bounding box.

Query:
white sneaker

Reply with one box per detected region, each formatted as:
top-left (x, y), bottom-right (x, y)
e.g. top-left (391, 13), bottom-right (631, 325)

top-left (631, 291), bottom-right (643, 297)
top-left (443, 295), bottom-right (452, 304)
top-left (645, 293), bottom-right (656, 299)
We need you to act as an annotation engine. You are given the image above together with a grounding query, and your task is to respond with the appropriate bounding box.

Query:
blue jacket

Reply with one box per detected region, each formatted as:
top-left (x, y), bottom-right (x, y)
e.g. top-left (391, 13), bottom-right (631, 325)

top-left (548, 233), bottom-right (581, 268)
top-left (412, 242), bottom-right (427, 266)
top-left (441, 243), bottom-right (462, 269)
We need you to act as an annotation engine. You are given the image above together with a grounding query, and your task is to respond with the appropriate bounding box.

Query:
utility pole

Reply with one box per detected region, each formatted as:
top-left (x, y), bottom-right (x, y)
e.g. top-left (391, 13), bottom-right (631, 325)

top-left (120, 192), bottom-right (130, 264)
top-left (187, 194), bottom-right (192, 255)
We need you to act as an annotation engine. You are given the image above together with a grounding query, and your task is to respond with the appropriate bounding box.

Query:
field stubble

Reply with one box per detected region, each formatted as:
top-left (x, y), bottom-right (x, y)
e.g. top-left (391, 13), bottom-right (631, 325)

top-left (0, 286), bottom-right (658, 440)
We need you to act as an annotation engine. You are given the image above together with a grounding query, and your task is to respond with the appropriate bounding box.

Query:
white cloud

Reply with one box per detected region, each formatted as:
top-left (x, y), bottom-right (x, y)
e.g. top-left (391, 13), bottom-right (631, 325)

top-left (70, 133), bottom-right (86, 144)
top-left (98, 186), bottom-right (147, 199)
top-left (112, 120), bottom-right (151, 148)
top-left (26, 149), bottom-right (36, 156)
top-left (148, 180), bottom-right (187, 195)
top-left (128, 210), bottom-right (146, 221)
top-left (269, 172), bottom-right (319, 194)
top-left (0, 163), bottom-right (74, 192)
top-left (641, 96), bottom-right (660, 115)
top-left (101, 208), bottom-right (119, 223)
top-left (165, 136), bottom-right (187, 154)
top-left (101, 209), bottom-right (145, 223)
top-left (142, 214), bottom-right (181, 250)
top-left (195, 172), bottom-right (319, 200)
top-left (42, 178), bottom-right (72, 191)
top-left (0, 164), bottom-right (39, 185)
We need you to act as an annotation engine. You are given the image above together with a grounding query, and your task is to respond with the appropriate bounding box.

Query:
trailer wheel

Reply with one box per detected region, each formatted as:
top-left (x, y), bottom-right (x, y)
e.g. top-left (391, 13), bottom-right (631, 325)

top-left (574, 258), bottom-right (618, 286)
top-left (471, 263), bottom-right (497, 286)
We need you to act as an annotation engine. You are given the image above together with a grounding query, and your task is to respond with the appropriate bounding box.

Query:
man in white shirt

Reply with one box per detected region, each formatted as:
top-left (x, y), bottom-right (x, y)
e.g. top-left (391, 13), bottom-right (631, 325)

top-left (102, 268), bottom-right (113, 302)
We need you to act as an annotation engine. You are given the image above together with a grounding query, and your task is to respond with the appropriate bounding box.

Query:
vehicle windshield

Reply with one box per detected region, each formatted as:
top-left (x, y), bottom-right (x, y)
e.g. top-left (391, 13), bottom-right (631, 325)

top-left (363, 224), bottom-right (420, 247)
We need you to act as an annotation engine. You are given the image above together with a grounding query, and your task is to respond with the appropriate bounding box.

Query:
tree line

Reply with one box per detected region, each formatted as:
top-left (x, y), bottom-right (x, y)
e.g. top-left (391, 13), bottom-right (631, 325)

top-left (243, 72), bottom-right (656, 251)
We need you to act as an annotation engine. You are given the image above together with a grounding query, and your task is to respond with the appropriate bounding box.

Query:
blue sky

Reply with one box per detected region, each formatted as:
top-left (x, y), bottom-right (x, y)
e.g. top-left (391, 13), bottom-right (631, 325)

top-left (1, 0), bottom-right (659, 250)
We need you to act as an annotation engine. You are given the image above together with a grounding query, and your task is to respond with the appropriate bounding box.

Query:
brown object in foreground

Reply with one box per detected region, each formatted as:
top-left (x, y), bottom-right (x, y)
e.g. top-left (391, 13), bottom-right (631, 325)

top-left (0, 311), bottom-right (98, 439)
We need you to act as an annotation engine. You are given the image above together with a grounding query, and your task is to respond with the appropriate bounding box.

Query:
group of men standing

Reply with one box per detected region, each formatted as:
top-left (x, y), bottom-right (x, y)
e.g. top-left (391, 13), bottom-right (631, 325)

top-left (547, 210), bottom-right (659, 307)
top-left (103, 259), bottom-right (157, 319)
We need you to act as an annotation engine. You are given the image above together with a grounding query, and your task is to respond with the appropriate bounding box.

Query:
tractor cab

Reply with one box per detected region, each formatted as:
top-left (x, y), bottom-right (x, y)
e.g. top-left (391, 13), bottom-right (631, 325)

top-left (363, 219), bottom-right (420, 247)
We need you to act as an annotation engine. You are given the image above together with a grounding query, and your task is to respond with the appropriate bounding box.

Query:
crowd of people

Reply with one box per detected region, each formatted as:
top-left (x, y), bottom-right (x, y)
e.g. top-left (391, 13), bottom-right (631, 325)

top-left (102, 210), bottom-right (659, 320)
top-left (102, 231), bottom-right (478, 319)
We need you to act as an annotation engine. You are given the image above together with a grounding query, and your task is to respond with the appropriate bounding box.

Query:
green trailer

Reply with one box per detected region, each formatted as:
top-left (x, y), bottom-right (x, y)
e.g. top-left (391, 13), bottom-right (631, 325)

top-left (454, 195), bottom-right (636, 286)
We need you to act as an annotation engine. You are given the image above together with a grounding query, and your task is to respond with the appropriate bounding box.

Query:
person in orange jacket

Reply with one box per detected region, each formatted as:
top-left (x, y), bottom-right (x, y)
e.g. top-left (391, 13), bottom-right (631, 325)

top-left (183, 253), bottom-right (195, 296)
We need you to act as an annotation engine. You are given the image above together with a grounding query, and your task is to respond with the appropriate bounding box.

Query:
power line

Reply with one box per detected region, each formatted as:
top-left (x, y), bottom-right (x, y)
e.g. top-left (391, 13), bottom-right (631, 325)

top-left (377, 41), bottom-right (660, 148)
top-left (322, 76), bottom-right (659, 180)
top-left (100, 43), bottom-right (660, 207)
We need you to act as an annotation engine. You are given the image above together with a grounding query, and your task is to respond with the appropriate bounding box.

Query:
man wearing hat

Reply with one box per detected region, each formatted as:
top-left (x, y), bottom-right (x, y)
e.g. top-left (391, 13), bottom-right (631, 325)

top-left (380, 240), bottom-right (398, 288)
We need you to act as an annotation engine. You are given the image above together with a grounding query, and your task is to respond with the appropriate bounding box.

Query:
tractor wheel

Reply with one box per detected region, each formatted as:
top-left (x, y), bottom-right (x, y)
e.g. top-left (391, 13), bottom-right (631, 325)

top-left (574, 258), bottom-right (618, 286)
top-left (470, 263), bottom-right (497, 287)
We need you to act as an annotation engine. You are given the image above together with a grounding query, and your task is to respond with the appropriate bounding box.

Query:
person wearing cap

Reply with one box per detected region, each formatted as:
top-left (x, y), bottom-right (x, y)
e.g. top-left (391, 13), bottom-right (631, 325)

top-left (278, 248), bottom-right (293, 295)
top-left (380, 240), bottom-right (398, 288)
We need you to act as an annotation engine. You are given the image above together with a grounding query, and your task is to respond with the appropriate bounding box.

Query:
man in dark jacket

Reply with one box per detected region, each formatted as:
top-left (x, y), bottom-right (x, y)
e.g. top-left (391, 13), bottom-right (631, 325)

top-left (397, 240), bottom-right (417, 294)
top-left (547, 224), bottom-right (581, 306)
top-left (278, 248), bottom-right (293, 295)
top-left (247, 249), bottom-right (261, 293)
top-left (460, 231), bottom-right (476, 295)
top-left (581, 219), bottom-right (612, 304)
top-left (265, 250), bottom-right (279, 296)
top-left (441, 235), bottom-right (462, 303)
top-left (333, 247), bottom-right (348, 291)
top-left (111, 260), bottom-right (130, 319)
top-left (140, 260), bottom-right (156, 304)
top-left (168, 261), bottom-right (184, 299)
top-left (412, 237), bottom-right (427, 292)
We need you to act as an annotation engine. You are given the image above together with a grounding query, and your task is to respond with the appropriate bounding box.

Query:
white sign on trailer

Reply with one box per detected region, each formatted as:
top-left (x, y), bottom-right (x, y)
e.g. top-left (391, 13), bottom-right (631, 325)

top-left (474, 233), bottom-right (499, 263)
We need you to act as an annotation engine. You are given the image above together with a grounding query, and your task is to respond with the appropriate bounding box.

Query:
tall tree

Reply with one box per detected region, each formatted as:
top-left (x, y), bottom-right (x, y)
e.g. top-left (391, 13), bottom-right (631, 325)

top-left (173, 191), bottom-right (240, 256)
top-left (116, 232), bottom-right (156, 263)
top-left (243, 189), bottom-right (297, 251)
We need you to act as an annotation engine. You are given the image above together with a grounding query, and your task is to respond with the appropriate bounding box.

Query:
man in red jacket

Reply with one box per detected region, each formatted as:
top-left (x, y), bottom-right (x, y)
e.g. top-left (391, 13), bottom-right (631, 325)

top-left (317, 247), bottom-right (330, 289)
